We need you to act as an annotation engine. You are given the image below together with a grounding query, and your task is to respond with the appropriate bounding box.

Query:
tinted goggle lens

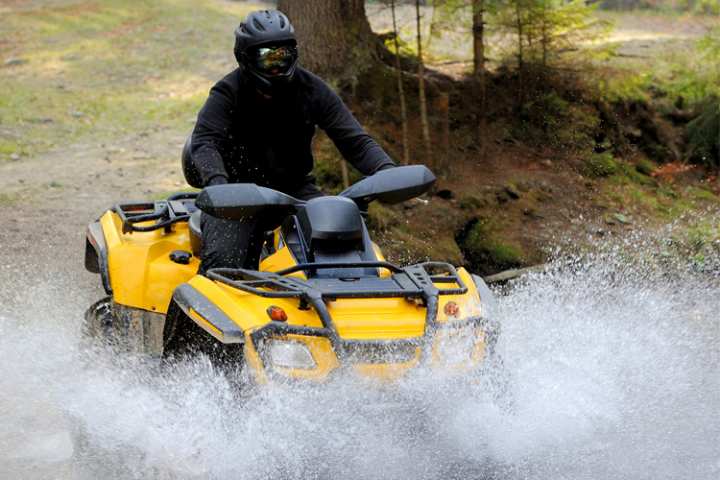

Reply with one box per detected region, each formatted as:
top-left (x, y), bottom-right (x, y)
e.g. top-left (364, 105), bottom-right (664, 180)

top-left (254, 45), bottom-right (297, 75)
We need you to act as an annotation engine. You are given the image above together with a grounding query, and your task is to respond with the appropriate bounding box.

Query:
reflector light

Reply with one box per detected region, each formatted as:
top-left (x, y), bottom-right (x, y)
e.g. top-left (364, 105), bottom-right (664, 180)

top-left (443, 301), bottom-right (460, 317)
top-left (267, 306), bottom-right (288, 322)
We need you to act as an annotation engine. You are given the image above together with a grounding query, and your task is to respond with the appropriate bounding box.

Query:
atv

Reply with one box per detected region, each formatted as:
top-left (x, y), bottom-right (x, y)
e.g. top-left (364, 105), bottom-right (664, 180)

top-left (84, 165), bottom-right (499, 384)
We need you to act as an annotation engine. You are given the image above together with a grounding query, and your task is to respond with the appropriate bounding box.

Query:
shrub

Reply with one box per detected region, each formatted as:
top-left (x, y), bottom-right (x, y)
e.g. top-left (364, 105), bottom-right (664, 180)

top-left (581, 152), bottom-right (619, 178)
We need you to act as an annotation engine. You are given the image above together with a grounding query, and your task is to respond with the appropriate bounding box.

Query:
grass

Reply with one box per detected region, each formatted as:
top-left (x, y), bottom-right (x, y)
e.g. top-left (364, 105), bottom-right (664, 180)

top-left (599, 159), bottom-right (719, 222)
top-left (0, 0), bottom-right (266, 161)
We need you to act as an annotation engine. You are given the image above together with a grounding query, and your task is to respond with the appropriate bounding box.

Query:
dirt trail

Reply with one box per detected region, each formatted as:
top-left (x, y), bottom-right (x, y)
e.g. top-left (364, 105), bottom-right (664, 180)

top-left (0, 130), bottom-right (187, 307)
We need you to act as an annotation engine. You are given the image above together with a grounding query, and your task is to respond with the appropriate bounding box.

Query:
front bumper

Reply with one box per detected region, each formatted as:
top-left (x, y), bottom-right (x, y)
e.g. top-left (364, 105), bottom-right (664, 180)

top-left (244, 317), bottom-right (490, 384)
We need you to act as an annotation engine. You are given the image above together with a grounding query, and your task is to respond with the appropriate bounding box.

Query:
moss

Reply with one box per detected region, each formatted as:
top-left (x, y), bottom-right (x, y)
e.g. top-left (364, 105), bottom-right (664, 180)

top-left (513, 92), bottom-right (599, 150)
top-left (456, 218), bottom-right (525, 275)
top-left (686, 186), bottom-right (718, 202)
top-left (582, 152), bottom-right (619, 178)
top-left (619, 163), bottom-right (658, 187)
top-left (380, 229), bottom-right (463, 266)
top-left (458, 195), bottom-right (487, 211)
top-left (635, 158), bottom-right (656, 176)
top-left (366, 203), bottom-right (399, 232)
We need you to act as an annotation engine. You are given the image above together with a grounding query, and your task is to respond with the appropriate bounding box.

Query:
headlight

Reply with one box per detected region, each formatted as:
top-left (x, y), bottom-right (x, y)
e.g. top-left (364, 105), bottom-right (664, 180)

top-left (266, 340), bottom-right (316, 370)
top-left (434, 324), bottom-right (478, 365)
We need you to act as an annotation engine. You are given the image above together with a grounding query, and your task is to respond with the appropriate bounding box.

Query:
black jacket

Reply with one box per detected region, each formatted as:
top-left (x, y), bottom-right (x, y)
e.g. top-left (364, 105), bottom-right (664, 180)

top-left (190, 66), bottom-right (394, 190)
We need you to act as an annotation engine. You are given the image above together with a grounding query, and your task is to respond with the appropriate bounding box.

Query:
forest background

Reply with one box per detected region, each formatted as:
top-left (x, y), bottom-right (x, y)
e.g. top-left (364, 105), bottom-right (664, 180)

top-left (1, 0), bottom-right (719, 276)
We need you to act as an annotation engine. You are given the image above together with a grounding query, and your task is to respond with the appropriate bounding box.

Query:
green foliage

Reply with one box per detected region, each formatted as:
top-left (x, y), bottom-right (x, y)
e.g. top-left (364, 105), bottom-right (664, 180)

top-left (599, 0), bottom-right (720, 14)
top-left (456, 218), bottom-right (525, 274)
top-left (495, 0), bottom-right (612, 70)
top-left (582, 152), bottom-right (619, 177)
top-left (635, 158), bottom-right (656, 176)
top-left (687, 98), bottom-right (720, 169)
top-left (682, 28), bottom-right (720, 169)
top-left (515, 91), bottom-right (600, 148)
top-left (366, 203), bottom-right (400, 231)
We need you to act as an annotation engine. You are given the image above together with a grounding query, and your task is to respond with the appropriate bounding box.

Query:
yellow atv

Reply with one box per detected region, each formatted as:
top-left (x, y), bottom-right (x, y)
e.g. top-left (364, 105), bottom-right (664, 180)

top-left (84, 165), bottom-right (499, 384)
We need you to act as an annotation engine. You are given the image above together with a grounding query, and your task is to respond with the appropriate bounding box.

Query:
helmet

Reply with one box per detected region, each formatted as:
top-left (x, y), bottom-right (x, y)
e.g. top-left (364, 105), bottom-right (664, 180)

top-left (234, 10), bottom-right (299, 93)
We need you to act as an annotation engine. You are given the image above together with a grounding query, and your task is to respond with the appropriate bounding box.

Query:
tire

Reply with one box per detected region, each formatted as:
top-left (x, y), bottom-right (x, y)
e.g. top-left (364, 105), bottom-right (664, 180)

top-left (163, 301), bottom-right (246, 384)
top-left (83, 298), bottom-right (165, 355)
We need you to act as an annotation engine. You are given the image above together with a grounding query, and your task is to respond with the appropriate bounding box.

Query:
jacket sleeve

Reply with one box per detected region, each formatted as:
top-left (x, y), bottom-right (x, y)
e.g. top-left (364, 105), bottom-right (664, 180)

top-left (314, 82), bottom-right (395, 175)
top-left (190, 82), bottom-right (235, 186)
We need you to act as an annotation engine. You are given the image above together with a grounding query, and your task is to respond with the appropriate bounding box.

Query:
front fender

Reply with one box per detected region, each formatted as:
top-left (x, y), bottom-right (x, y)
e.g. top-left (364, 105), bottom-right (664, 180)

top-left (171, 283), bottom-right (244, 344)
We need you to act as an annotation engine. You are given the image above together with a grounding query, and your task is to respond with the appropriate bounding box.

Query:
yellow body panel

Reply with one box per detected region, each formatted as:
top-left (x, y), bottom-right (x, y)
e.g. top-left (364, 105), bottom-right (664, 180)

top-left (102, 211), bottom-right (199, 313)
top-left (326, 297), bottom-right (426, 340)
top-left (259, 244), bottom-right (307, 280)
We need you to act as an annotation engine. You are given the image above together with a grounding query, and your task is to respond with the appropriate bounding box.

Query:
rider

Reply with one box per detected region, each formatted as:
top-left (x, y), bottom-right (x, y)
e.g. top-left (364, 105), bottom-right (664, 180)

top-left (186, 9), bottom-right (395, 273)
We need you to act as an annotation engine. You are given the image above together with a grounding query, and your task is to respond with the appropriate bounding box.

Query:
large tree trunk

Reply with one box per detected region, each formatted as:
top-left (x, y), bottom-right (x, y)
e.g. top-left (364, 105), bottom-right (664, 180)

top-left (277, 0), bottom-right (378, 83)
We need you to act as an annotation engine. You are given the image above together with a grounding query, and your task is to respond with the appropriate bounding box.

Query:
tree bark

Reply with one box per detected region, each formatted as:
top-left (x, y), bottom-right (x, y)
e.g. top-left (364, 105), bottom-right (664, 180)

top-left (514, 0), bottom-right (525, 105)
top-left (472, 0), bottom-right (487, 159)
top-left (416, 0), bottom-right (433, 166)
top-left (277, 0), bottom-right (378, 82)
top-left (391, 0), bottom-right (411, 165)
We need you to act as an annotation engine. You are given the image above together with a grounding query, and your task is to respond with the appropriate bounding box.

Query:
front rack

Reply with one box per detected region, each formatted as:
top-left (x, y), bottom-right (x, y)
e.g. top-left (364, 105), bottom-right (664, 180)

top-left (206, 261), bottom-right (469, 354)
top-left (114, 192), bottom-right (198, 234)
top-left (207, 261), bottom-right (467, 301)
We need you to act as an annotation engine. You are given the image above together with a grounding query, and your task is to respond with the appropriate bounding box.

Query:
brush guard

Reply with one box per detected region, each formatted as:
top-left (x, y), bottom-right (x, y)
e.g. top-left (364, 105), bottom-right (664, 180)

top-left (206, 261), bottom-right (471, 358)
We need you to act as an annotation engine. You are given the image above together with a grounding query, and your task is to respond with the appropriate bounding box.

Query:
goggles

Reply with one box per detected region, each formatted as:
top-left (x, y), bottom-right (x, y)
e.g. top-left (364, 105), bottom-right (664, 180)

top-left (253, 45), bottom-right (297, 76)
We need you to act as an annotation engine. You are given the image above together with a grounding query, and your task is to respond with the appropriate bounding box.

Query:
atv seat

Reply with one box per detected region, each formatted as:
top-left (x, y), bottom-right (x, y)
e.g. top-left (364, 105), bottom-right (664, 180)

top-left (189, 209), bottom-right (202, 256)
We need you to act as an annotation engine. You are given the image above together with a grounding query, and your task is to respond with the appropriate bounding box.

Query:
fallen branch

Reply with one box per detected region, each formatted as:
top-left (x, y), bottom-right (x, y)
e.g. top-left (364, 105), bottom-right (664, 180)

top-left (483, 264), bottom-right (548, 284)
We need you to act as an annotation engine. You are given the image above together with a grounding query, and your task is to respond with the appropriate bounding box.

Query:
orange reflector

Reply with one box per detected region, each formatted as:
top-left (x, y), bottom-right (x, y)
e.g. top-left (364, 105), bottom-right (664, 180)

top-left (267, 306), bottom-right (288, 322)
top-left (443, 301), bottom-right (460, 317)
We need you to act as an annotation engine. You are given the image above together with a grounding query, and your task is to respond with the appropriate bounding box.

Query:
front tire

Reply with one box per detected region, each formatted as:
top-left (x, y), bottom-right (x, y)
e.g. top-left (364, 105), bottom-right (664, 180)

top-left (163, 301), bottom-right (246, 383)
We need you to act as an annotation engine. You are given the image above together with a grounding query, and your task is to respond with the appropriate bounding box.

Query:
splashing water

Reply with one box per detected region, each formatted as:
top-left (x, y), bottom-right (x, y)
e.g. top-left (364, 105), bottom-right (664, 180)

top-left (1, 234), bottom-right (718, 480)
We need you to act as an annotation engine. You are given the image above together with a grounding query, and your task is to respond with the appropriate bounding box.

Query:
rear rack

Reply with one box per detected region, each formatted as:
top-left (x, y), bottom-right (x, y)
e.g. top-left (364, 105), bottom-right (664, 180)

top-left (206, 261), bottom-right (469, 355)
top-left (114, 192), bottom-right (198, 233)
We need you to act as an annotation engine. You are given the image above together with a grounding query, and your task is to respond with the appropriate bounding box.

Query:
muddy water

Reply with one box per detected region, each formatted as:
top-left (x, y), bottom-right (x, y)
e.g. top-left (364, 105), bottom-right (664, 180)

top-left (1, 237), bottom-right (718, 480)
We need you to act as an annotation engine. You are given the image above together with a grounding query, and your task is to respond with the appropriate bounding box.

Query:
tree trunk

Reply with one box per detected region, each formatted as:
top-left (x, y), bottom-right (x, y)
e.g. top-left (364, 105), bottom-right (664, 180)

top-left (391, 0), bottom-right (411, 165)
top-left (540, 0), bottom-right (549, 69)
top-left (436, 91), bottom-right (450, 174)
top-left (277, 0), bottom-right (378, 83)
top-left (472, 0), bottom-right (485, 79)
top-left (514, 0), bottom-right (525, 105)
top-left (416, 0), bottom-right (433, 166)
top-left (472, 0), bottom-right (487, 159)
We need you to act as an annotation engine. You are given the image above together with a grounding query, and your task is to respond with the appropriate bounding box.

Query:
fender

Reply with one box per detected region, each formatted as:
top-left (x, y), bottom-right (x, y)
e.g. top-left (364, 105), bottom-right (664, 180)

top-left (85, 221), bottom-right (112, 294)
top-left (172, 283), bottom-right (244, 344)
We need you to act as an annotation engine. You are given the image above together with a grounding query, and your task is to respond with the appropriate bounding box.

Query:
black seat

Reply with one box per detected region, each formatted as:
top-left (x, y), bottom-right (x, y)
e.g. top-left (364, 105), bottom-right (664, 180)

top-left (188, 209), bottom-right (202, 256)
